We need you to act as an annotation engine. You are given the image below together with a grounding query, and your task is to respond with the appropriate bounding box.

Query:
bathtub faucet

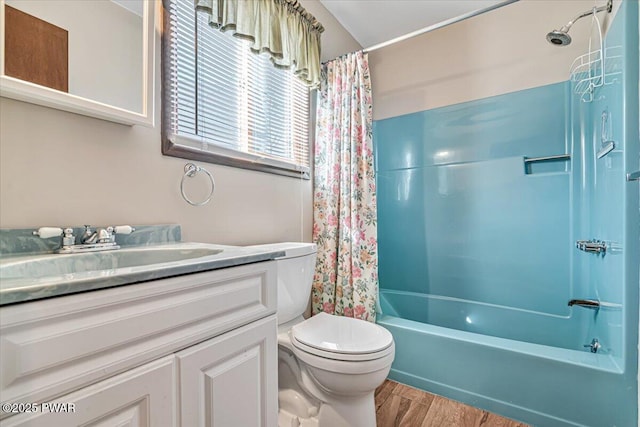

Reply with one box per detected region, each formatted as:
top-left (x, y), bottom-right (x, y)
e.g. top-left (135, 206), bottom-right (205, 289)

top-left (568, 299), bottom-right (600, 309)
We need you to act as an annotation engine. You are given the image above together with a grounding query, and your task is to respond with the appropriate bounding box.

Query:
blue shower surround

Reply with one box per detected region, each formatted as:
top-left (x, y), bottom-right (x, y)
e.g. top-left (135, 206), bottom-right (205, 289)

top-left (376, 81), bottom-right (573, 320)
top-left (373, 1), bottom-right (639, 426)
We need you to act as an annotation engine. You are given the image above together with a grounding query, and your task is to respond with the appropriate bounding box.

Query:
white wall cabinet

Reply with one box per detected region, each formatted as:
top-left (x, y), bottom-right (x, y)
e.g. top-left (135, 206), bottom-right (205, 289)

top-left (0, 261), bottom-right (278, 427)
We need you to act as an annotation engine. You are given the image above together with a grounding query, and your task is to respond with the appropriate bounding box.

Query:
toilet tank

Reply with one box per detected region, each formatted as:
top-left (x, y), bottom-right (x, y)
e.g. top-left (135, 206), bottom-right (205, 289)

top-left (249, 243), bottom-right (317, 325)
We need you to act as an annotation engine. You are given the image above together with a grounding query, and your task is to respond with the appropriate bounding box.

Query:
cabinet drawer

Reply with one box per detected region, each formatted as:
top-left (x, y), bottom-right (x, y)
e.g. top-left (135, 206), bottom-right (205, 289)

top-left (0, 355), bottom-right (175, 427)
top-left (0, 261), bottom-right (276, 412)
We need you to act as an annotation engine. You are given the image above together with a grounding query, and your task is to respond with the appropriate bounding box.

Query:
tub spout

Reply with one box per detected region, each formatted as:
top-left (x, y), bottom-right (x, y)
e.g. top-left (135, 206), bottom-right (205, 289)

top-left (568, 299), bottom-right (600, 309)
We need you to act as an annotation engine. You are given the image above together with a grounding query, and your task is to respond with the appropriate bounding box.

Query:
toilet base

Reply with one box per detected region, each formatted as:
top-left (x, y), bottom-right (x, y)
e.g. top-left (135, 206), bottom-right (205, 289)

top-left (278, 388), bottom-right (376, 427)
top-left (278, 347), bottom-right (382, 427)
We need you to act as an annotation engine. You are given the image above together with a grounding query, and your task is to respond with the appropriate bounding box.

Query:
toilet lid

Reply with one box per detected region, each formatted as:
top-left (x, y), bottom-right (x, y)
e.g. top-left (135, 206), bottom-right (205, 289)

top-left (290, 312), bottom-right (393, 355)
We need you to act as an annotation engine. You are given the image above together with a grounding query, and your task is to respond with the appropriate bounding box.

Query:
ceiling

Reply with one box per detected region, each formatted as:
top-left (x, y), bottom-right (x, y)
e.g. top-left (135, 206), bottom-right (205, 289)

top-left (111, 0), bottom-right (143, 17)
top-left (318, 0), bottom-right (509, 48)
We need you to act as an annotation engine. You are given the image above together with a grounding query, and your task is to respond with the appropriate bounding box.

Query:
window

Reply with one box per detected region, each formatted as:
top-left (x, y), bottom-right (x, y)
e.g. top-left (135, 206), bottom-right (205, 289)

top-left (162, 0), bottom-right (311, 179)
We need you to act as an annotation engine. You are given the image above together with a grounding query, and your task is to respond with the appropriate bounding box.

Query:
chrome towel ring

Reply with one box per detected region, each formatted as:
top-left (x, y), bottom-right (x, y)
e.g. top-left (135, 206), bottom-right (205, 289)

top-left (180, 163), bottom-right (215, 206)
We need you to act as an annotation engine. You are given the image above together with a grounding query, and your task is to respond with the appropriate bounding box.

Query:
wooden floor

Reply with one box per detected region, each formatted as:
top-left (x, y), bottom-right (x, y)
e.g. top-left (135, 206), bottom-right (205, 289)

top-left (375, 380), bottom-right (529, 427)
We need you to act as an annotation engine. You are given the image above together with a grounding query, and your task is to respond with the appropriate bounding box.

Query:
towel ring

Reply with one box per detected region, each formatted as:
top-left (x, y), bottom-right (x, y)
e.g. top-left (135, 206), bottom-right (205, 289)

top-left (180, 163), bottom-right (215, 206)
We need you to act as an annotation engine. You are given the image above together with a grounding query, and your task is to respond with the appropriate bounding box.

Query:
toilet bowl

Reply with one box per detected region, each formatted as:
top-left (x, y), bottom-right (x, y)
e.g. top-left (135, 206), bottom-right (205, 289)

top-left (252, 242), bottom-right (395, 427)
top-left (279, 313), bottom-right (395, 427)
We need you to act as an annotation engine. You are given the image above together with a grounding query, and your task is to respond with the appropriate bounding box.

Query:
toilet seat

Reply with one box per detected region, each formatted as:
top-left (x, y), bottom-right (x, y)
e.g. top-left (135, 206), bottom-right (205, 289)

top-left (290, 312), bottom-right (394, 362)
top-left (288, 336), bottom-right (396, 375)
top-left (291, 336), bottom-right (395, 362)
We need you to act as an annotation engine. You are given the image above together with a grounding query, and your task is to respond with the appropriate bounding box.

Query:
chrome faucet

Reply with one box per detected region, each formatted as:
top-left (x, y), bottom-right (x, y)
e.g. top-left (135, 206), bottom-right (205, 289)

top-left (81, 225), bottom-right (116, 245)
top-left (33, 225), bottom-right (135, 254)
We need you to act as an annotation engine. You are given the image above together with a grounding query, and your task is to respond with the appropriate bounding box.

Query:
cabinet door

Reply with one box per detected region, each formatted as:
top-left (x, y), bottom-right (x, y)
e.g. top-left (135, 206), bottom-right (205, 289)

top-left (1, 356), bottom-right (175, 427)
top-left (177, 315), bottom-right (277, 427)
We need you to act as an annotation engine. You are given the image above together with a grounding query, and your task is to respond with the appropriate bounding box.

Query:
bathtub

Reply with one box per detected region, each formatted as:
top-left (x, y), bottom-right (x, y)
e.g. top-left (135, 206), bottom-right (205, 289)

top-left (378, 290), bottom-right (634, 427)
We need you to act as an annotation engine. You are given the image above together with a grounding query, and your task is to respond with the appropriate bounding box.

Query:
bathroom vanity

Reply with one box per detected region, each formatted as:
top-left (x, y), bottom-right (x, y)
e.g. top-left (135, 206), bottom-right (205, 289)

top-left (0, 228), bottom-right (282, 426)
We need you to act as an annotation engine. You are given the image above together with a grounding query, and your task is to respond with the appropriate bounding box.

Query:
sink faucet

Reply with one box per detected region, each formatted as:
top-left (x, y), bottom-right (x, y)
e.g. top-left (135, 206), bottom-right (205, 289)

top-left (33, 225), bottom-right (135, 254)
top-left (81, 225), bottom-right (115, 245)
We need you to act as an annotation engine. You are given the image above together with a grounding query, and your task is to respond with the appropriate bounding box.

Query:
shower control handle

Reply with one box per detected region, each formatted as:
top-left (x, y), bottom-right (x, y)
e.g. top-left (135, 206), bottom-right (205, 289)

top-left (627, 171), bottom-right (640, 182)
top-left (576, 239), bottom-right (607, 254)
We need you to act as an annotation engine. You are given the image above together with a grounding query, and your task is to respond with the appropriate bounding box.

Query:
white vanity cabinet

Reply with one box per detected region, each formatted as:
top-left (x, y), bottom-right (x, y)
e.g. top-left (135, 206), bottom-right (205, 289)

top-left (0, 261), bottom-right (278, 427)
top-left (1, 356), bottom-right (176, 427)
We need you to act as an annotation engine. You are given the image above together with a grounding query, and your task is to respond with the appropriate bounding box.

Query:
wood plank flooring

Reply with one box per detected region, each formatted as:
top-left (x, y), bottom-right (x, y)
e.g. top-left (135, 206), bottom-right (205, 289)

top-left (375, 380), bottom-right (529, 427)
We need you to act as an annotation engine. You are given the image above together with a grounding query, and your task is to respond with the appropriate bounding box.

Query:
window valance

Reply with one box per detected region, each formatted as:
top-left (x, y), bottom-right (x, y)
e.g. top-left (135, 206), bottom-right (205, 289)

top-left (195, 0), bottom-right (324, 87)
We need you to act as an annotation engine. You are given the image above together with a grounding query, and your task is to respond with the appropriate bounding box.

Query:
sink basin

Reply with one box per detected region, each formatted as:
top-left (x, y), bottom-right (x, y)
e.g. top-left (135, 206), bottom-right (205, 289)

top-left (0, 241), bottom-right (286, 306)
top-left (0, 245), bottom-right (224, 280)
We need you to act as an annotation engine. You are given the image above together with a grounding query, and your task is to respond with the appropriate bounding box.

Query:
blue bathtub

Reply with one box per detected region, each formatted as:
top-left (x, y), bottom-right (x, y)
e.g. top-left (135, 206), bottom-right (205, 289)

top-left (378, 290), bottom-right (633, 426)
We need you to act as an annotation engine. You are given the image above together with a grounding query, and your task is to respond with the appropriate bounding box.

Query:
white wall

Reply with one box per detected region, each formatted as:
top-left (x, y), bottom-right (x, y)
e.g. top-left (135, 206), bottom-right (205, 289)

top-left (0, 0), bottom-right (361, 245)
top-left (369, 0), bottom-right (621, 120)
top-left (5, 0), bottom-right (143, 112)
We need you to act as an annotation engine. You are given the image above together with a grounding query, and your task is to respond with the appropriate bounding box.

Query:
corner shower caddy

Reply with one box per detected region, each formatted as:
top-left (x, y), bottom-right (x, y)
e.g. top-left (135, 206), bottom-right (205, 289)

top-left (569, 7), bottom-right (622, 103)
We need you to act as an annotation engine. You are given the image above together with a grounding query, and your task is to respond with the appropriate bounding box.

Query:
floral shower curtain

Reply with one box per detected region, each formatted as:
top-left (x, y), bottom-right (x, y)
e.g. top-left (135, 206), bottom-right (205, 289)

top-left (311, 51), bottom-right (378, 322)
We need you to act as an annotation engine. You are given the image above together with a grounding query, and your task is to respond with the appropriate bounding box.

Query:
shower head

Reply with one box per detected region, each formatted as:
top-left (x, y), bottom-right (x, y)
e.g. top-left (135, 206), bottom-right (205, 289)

top-left (546, 0), bottom-right (612, 47)
top-left (546, 30), bottom-right (572, 46)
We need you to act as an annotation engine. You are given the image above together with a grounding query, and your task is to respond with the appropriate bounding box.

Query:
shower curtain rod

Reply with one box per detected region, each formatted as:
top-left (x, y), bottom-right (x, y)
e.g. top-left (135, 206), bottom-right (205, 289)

top-left (362, 0), bottom-right (519, 54)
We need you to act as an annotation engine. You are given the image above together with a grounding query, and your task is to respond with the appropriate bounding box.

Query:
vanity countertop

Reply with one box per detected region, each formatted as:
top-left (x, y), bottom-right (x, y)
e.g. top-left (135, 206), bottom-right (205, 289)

top-left (0, 243), bottom-right (285, 306)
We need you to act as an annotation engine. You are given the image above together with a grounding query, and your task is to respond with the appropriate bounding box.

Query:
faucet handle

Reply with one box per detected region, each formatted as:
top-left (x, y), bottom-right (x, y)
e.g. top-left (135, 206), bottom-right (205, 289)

top-left (33, 227), bottom-right (63, 239)
top-left (113, 225), bottom-right (135, 235)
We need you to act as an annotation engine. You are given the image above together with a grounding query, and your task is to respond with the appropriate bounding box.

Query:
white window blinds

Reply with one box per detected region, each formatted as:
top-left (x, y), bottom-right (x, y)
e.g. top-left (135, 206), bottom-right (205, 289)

top-left (163, 0), bottom-right (311, 178)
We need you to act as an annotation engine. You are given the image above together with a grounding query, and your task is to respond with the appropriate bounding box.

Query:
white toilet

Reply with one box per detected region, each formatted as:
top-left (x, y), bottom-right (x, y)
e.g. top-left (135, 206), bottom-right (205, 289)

top-left (264, 242), bottom-right (395, 427)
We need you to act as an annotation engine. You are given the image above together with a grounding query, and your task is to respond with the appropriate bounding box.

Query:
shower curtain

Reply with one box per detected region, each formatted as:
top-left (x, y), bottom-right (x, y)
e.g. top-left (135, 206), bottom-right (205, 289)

top-left (311, 51), bottom-right (378, 322)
